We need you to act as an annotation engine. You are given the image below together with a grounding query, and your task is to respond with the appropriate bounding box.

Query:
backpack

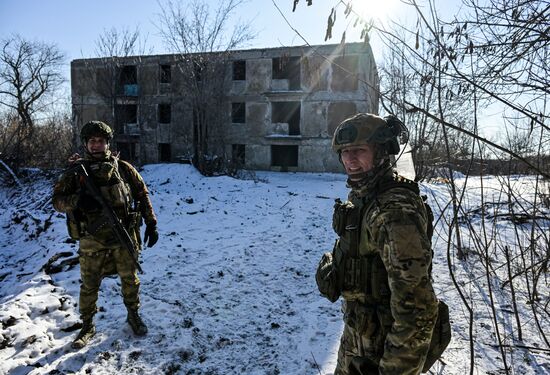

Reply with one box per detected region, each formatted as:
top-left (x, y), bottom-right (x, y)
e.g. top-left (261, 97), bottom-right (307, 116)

top-left (423, 300), bottom-right (452, 372)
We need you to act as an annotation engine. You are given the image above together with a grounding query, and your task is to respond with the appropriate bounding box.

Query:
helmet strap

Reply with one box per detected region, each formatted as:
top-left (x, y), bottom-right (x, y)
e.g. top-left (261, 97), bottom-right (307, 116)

top-left (346, 159), bottom-right (392, 190)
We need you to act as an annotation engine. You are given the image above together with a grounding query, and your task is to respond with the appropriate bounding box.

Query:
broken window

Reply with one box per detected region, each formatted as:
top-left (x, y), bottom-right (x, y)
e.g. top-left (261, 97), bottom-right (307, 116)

top-left (233, 60), bottom-right (246, 80)
top-left (232, 144), bottom-right (245, 165)
top-left (115, 104), bottom-right (138, 134)
top-left (331, 55), bottom-right (359, 92)
top-left (271, 145), bottom-right (298, 168)
top-left (116, 142), bottom-right (137, 162)
top-left (232, 102), bottom-right (246, 123)
top-left (272, 56), bottom-right (301, 90)
top-left (159, 143), bottom-right (171, 162)
top-left (272, 101), bottom-right (301, 135)
top-left (158, 103), bottom-right (171, 124)
top-left (120, 65), bottom-right (137, 84)
top-left (160, 64), bottom-right (171, 84)
top-left (119, 65), bottom-right (138, 96)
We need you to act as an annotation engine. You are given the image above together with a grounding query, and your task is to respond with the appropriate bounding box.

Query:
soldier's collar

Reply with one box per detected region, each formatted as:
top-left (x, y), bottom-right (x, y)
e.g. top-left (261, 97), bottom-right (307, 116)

top-left (348, 163), bottom-right (394, 198)
top-left (84, 149), bottom-right (112, 162)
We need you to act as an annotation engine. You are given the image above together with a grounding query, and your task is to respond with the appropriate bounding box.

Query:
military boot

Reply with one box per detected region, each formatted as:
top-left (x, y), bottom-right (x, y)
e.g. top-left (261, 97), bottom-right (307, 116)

top-left (71, 319), bottom-right (96, 349)
top-left (127, 308), bottom-right (148, 336)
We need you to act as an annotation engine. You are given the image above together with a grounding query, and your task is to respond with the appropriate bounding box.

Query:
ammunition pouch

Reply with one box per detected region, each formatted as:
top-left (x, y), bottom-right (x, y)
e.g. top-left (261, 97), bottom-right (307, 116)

top-left (423, 300), bottom-right (452, 372)
top-left (66, 210), bottom-right (83, 240)
top-left (84, 215), bottom-right (110, 236)
top-left (332, 197), bottom-right (391, 303)
top-left (101, 250), bottom-right (118, 277)
top-left (126, 209), bottom-right (142, 246)
top-left (343, 300), bottom-right (377, 336)
top-left (332, 198), bottom-right (361, 291)
top-left (332, 198), bottom-right (356, 236)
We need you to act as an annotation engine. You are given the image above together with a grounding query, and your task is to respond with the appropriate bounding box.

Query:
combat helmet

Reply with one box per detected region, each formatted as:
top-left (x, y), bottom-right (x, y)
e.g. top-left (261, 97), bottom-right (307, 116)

top-left (80, 121), bottom-right (114, 144)
top-left (332, 113), bottom-right (405, 156)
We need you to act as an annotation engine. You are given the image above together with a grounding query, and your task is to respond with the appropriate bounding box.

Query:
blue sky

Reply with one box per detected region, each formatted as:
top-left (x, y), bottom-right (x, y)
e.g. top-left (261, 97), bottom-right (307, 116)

top-left (3, 0), bottom-right (505, 135)
top-left (0, 1), bottom-right (371, 63)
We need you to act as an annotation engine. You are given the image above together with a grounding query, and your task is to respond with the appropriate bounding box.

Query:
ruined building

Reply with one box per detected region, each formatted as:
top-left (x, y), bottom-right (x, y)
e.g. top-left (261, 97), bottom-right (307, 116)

top-left (71, 42), bottom-right (379, 173)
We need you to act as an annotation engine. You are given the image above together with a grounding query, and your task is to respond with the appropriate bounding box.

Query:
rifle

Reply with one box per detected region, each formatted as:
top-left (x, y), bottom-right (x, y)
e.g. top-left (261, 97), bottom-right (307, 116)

top-left (77, 163), bottom-right (144, 274)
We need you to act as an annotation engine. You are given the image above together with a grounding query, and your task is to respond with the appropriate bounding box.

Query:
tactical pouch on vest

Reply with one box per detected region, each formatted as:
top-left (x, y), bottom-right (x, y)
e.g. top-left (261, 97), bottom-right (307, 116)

top-left (101, 251), bottom-right (118, 277)
top-left (422, 300), bottom-right (452, 372)
top-left (126, 210), bottom-right (142, 246)
top-left (343, 300), bottom-right (377, 336)
top-left (66, 211), bottom-right (82, 240)
top-left (332, 198), bottom-right (349, 236)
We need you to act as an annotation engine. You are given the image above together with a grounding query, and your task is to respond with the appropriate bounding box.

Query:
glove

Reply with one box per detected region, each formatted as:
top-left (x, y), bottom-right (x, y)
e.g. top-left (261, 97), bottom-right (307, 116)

top-left (350, 357), bottom-right (379, 374)
top-left (78, 192), bottom-right (101, 211)
top-left (143, 224), bottom-right (159, 247)
top-left (315, 252), bottom-right (340, 303)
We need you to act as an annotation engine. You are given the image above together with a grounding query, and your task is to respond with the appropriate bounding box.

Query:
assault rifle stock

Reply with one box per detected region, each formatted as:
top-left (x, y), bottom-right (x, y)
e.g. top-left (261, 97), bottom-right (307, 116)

top-left (77, 164), bottom-right (144, 274)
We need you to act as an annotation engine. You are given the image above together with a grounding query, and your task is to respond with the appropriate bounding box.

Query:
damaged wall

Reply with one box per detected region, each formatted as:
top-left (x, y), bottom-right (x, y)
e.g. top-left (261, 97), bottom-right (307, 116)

top-left (71, 42), bottom-right (378, 172)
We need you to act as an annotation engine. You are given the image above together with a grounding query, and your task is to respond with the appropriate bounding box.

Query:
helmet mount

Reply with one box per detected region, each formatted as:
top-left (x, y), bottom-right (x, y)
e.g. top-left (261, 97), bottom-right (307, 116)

top-left (332, 113), bottom-right (406, 156)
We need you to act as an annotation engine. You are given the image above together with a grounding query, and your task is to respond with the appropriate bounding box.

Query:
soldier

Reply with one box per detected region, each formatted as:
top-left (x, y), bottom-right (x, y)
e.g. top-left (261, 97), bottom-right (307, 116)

top-left (316, 113), bottom-right (439, 374)
top-left (53, 121), bottom-right (159, 349)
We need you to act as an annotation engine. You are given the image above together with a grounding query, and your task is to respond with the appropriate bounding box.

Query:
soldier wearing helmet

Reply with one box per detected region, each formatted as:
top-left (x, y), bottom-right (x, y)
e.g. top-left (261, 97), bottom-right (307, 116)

top-left (53, 121), bottom-right (159, 349)
top-left (316, 113), bottom-right (440, 374)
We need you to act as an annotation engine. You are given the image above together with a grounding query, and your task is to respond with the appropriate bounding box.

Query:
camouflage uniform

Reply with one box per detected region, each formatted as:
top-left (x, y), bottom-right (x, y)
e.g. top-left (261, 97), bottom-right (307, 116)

top-left (316, 113), bottom-right (438, 375)
top-left (53, 151), bottom-right (157, 323)
top-left (336, 171), bottom-right (437, 374)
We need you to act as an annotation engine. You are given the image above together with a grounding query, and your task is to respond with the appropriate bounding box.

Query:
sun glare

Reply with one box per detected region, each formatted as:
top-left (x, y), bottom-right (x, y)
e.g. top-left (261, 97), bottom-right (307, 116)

top-left (350, 0), bottom-right (399, 22)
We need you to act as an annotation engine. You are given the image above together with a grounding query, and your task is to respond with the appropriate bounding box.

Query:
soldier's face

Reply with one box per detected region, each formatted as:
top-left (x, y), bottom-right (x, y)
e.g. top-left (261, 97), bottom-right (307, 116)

top-left (341, 145), bottom-right (376, 180)
top-left (86, 136), bottom-right (109, 157)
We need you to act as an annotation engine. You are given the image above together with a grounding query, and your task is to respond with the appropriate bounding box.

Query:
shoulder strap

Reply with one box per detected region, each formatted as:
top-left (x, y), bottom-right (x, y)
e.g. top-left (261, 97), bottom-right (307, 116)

top-left (116, 158), bottom-right (129, 181)
top-left (378, 175), bottom-right (420, 195)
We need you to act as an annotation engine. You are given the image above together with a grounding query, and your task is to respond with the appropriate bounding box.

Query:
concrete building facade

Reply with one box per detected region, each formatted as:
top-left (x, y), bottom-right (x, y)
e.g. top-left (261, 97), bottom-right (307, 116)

top-left (71, 42), bottom-right (379, 173)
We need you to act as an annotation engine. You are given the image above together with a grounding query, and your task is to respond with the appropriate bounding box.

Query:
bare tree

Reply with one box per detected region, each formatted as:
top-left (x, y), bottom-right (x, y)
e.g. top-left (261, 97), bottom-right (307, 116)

top-left (378, 25), bottom-right (477, 180)
top-left (0, 106), bottom-right (73, 169)
top-left (297, 0), bottom-right (548, 177)
top-left (156, 0), bottom-right (255, 175)
top-left (70, 27), bottom-right (153, 164)
top-left (94, 26), bottom-right (152, 58)
top-left (292, 0), bottom-right (549, 373)
top-left (0, 34), bottom-right (65, 168)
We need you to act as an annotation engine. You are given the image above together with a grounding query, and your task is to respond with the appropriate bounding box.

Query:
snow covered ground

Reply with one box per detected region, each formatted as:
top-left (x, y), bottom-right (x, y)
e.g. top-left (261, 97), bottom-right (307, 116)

top-left (0, 164), bottom-right (548, 374)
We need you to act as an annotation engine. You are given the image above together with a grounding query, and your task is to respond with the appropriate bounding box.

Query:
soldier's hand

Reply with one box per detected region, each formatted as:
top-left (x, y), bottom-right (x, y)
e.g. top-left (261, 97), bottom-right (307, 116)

top-left (68, 153), bottom-right (81, 164)
top-left (144, 224), bottom-right (159, 247)
top-left (316, 252), bottom-right (340, 303)
top-left (78, 192), bottom-right (101, 211)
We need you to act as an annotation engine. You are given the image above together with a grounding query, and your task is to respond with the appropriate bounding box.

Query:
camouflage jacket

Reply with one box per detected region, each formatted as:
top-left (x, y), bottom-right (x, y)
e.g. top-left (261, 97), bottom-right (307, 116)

top-left (335, 169), bottom-right (438, 374)
top-left (52, 153), bottom-right (157, 234)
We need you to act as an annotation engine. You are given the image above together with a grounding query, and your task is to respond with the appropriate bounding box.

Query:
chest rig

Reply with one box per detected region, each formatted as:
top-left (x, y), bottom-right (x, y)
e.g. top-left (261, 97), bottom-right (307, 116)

top-left (332, 195), bottom-right (389, 304)
top-left (76, 158), bottom-right (137, 238)
top-left (332, 175), bottom-right (426, 304)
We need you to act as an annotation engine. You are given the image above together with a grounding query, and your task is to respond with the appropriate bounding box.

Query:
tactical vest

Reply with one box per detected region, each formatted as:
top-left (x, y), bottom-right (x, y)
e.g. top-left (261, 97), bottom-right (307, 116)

top-left (67, 158), bottom-right (141, 242)
top-left (332, 176), bottom-right (427, 303)
top-left (332, 195), bottom-right (388, 304)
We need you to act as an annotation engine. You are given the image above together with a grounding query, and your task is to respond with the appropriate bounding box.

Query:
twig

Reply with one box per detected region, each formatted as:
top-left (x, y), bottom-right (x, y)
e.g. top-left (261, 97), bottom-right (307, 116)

top-left (490, 344), bottom-right (550, 355)
top-left (310, 352), bottom-right (322, 375)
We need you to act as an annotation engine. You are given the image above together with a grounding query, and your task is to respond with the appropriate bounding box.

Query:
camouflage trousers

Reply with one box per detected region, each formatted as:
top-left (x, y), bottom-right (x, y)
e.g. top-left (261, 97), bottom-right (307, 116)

top-left (335, 301), bottom-right (389, 375)
top-left (78, 240), bottom-right (140, 321)
top-left (335, 323), bottom-right (384, 375)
